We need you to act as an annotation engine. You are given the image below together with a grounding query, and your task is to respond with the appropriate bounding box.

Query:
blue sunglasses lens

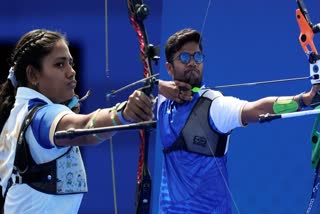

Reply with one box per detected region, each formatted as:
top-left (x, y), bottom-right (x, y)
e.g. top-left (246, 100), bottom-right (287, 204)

top-left (179, 52), bottom-right (204, 64)
top-left (179, 53), bottom-right (191, 64)
top-left (194, 52), bottom-right (204, 64)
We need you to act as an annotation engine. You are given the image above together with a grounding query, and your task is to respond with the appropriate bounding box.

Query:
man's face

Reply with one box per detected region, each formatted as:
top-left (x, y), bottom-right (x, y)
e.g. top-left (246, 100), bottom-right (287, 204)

top-left (166, 41), bottom-right (203, 88)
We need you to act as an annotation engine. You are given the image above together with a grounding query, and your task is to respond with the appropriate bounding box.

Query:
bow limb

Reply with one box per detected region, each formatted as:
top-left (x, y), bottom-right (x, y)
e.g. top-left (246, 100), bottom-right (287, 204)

top-left (306, 107), bottom-right (320, 212)
top-left (127, 1), bottom-right (159, 213)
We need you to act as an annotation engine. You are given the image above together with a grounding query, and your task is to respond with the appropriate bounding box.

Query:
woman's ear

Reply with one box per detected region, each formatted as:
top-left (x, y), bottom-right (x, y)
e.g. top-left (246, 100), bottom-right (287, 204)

top-left (26, 65), bottom-right (39, 86)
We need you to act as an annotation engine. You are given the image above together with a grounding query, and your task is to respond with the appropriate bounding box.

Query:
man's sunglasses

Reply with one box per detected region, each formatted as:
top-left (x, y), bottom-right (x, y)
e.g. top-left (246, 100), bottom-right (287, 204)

top-left (173, 51), bottom-right (204, 64)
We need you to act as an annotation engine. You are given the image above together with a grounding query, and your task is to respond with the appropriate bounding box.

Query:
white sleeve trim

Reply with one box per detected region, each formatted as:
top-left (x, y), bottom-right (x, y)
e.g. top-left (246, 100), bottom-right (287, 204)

top-left (49, 111), bottom-right (74, 146)
top-left (210, 96), bottom-right (248, 133)
top-left (238, 102), bottom-right (248, 127)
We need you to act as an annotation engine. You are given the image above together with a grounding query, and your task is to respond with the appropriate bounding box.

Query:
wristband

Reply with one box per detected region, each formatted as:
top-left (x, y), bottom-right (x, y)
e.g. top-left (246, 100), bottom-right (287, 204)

top-left (116, 110), bottom-right (131, 125)
top-left (112, 101), bottom-right (131, 124)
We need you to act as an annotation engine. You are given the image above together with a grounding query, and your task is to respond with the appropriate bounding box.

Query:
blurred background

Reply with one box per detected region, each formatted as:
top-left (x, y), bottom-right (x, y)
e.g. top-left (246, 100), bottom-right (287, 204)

top-left (1, 0), bottom-right (320, 213)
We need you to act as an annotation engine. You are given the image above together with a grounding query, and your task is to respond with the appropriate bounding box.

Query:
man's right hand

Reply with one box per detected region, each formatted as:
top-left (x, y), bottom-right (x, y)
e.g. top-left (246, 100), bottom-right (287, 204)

top-left (158, 80), bottom-right (192, 103)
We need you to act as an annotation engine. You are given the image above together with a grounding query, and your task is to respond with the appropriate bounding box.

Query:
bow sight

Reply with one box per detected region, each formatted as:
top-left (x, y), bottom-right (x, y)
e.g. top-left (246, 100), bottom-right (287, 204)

top-left (296, 0), bottom-right (320, 84)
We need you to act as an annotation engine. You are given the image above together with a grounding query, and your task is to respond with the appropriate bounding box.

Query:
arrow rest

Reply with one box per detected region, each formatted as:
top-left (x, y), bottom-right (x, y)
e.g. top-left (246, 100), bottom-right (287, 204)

top-left (146, 44), bottom-right (160, 65)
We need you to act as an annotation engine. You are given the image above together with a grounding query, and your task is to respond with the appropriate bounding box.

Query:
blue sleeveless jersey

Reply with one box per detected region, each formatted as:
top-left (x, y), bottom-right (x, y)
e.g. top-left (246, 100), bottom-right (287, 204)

top-left (158, 92), bottom-right (232, 214)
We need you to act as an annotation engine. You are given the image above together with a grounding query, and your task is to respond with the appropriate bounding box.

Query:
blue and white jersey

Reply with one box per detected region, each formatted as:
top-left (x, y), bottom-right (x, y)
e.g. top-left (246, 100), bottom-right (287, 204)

top-left (157, 86), bottom-right (247, 213)
top-left (0, 87), bottom-right (83, 213)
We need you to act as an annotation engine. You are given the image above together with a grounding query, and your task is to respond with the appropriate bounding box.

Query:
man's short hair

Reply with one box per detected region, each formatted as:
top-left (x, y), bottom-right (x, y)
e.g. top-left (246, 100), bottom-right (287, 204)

top-left (165, 28), bottom-right (202, 63)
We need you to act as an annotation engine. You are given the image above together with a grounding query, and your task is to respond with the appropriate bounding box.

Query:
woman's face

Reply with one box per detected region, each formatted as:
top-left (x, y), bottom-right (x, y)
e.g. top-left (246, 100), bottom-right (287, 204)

top-left (37, 39), bottom-right (77, 104)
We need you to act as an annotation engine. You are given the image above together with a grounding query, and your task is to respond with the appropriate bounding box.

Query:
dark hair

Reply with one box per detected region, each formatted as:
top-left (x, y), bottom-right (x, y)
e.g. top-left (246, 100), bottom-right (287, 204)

top-left (165, 28), bottom-right (202, 63)
top-left (0, 29), bottom-right (67, 132)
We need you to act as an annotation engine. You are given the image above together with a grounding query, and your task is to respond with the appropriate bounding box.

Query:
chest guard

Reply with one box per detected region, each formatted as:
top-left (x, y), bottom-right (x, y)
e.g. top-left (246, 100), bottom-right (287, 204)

top-left (163, 90), bottom-right (230, 157)
top-left (11, 105), bottom-right (88, 195)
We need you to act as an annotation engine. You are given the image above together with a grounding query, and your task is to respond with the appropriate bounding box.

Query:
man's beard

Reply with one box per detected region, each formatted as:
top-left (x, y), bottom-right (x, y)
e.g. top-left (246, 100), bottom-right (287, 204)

top-left (176, 68), bottom-right (202, 88)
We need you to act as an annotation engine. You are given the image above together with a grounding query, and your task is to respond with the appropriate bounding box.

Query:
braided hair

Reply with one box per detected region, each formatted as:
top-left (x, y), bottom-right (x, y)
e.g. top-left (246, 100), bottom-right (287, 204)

top-left (0, 29), bottom-right (67, 132)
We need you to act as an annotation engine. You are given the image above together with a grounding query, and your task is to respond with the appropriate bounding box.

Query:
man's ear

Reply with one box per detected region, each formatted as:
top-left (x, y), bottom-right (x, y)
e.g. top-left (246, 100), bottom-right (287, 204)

top-left (166, 62), bottom-right (174, 78)
top-left (26, 65), bottom-right (40, 86)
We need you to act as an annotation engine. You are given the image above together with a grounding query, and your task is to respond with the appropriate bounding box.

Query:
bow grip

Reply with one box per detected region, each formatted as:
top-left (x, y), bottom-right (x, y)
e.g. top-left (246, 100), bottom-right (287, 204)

top-left (311, 108), bottom-right (320, 168)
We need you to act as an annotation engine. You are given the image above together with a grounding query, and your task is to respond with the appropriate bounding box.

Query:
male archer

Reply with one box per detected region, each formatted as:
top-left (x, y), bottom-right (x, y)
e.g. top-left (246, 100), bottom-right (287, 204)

top-left (157, 28), bottom-right (318, 213)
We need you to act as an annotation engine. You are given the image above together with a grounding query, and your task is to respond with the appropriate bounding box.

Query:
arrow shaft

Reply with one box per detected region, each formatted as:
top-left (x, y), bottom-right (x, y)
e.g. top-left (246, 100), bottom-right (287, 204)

top-left (214, 76), bottom-right (311, 89)
top-left (106, 73), bottom-right (159, 98)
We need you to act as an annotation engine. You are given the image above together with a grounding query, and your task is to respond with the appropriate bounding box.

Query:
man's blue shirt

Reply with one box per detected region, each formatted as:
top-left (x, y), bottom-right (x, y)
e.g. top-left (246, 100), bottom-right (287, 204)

top-left (158, 91), bottom-right (232, 214)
